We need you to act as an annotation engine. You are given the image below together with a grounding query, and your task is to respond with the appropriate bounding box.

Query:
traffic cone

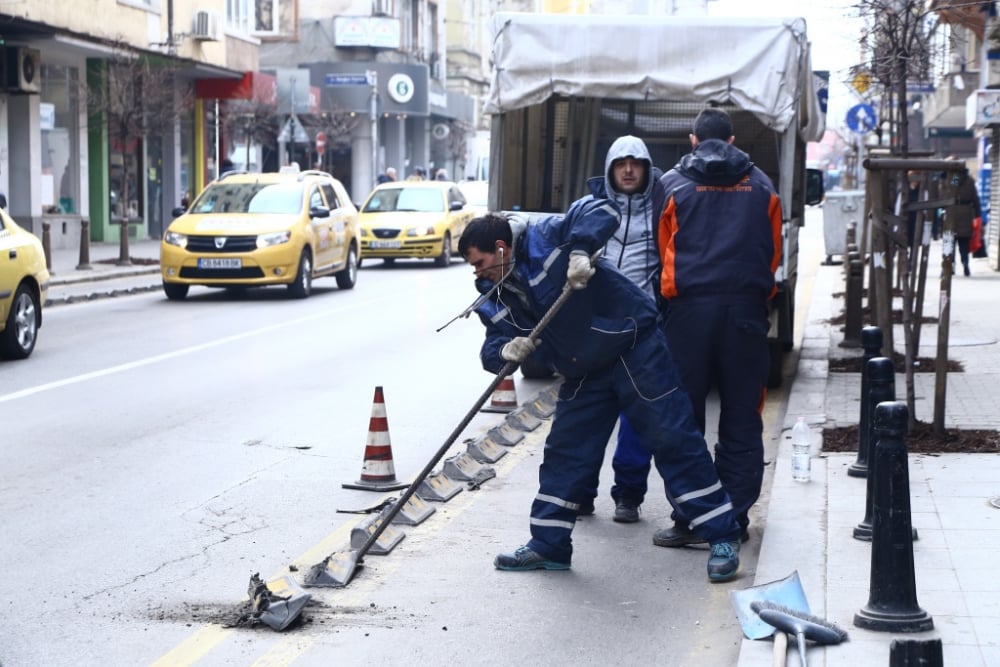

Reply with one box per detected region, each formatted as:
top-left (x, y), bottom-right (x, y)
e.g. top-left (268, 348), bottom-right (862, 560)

top-left (481, 375), bottom-right (518, 413)
top-left (342, 386), bottom-right (409, 492)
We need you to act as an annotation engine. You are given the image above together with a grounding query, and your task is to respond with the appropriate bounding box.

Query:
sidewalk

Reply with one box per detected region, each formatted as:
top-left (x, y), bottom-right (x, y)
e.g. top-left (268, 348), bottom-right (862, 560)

top-left (738, 249), bottom-right (1000, 666)
top-left (45, 238), bottom-right (163, 305)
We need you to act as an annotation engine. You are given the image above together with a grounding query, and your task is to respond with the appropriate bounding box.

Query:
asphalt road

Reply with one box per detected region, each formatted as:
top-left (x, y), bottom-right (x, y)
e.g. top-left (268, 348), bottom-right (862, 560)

top-left (1, 249), bottom-right (800, 665)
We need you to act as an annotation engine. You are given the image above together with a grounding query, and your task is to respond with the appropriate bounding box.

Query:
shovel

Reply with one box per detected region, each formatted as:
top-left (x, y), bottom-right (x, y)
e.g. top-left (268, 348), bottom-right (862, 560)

top-left (730, 570), bottom-right (810, 665)
top-left (305, 256), bottom-right (591, 588)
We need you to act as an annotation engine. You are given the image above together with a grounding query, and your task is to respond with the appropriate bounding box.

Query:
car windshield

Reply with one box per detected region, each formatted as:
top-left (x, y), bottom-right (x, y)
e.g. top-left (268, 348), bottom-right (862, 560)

top-left (458, 182), bottom-right (488, 207)
top-left (191, 182), bottom-right (304, 215)
top-left (363, 187), bottom-right (444, 213)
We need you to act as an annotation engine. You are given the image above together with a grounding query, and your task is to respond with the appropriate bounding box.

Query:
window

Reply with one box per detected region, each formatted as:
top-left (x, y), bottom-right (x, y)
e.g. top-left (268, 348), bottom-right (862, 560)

top-left (320, 183), bottom-right (341, 209)
top-left (227, 0), bottom-right (251, 34)
top-left (255, 0), bottom-right (278, 33)
top-left (40, 64), bottom-right (80, 216)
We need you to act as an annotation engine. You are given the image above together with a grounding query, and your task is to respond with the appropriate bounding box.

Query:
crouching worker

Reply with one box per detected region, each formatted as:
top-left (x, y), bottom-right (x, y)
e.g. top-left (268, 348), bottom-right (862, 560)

top-left (458, 204), bottom-right (743, 582)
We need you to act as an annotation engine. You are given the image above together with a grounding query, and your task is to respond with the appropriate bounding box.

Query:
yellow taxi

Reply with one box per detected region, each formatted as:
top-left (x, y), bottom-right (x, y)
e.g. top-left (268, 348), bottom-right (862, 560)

top-left (160, 168), bottom-right (359, 300)
top-left (0, 209), bottom-right (49, 360)
top-left (357, 180), bottom-right (473, 267)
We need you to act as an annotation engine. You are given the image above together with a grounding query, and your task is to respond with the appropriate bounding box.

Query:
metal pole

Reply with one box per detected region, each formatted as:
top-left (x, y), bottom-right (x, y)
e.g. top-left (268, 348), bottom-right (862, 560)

top-left (369, 70), bottom-right (378, 194)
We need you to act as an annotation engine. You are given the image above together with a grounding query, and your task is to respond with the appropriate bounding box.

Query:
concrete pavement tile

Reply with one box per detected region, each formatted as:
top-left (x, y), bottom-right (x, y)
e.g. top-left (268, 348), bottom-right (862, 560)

top-left (980, 646), bottom-right (1000, 666)
top-left (945, 529), bottom-right (1000, 549)
top-left (935, 505), bottom-right (999, 530)
top-left (912, 547), bottom-right (954, 570)
top-left (971, 616), bottom-right (1000, 646)
top-left (965, 591), bottom-right (1000, 617)
top-left (916, 588), bottom-right (970, 616)
top-left (947, 547), bottom-right (997, 570)
top-left (909, 510), bottom-right (943, 531)
top-left (913, 566), bottom-right (960, 591)
top-left (908, 526), bottom-right (946, 548)
top-left (956, 567), bottom-right (1000, 592)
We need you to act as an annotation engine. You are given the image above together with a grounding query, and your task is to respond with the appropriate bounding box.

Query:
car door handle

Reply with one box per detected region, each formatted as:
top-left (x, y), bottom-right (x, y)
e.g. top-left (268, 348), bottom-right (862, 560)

top-left (8, 249), bottom-right (16, 260)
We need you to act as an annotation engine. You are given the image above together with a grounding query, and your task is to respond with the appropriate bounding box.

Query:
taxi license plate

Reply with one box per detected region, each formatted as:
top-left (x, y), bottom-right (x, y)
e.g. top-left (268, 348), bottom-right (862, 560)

top-left (198, 258), bottom-right (242, 269)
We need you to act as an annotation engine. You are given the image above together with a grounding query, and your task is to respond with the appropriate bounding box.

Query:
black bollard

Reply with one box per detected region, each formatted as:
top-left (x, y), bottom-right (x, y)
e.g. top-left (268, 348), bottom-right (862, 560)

top-left (889, 638), bottom-right (943, 667)
top-left (42, 221), bottom-right (53, 273)
top-left (840, 253), bottom-right (865, 348)
top-left (853, 356), bottom-right (894, 540)
top-left (848, 327), bottom-right (883, 477)
top-left (854, 401), bottom-right (934, 633)
top-left (76, 219), bottom-right (92, 270)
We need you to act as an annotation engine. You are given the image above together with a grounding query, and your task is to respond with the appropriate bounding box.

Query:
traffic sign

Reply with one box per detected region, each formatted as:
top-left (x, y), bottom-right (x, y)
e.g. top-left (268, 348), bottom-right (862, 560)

top-left (324, 73), bottom-right (371, 87)
top-left (846, 103), bottom-right (877, 134)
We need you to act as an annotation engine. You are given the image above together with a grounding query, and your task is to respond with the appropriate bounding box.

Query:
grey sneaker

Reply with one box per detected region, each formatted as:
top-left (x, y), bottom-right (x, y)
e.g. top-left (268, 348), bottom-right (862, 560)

top-left (494, 546), bottom-right (570, 571)
top-left (613, 500), bottom-right (640, 523)
top-left (707, 541), bottom-right (741, 582)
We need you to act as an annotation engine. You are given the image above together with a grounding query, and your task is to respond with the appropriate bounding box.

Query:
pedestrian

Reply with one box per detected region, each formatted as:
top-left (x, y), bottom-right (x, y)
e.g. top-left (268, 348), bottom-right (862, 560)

top-left (406, 166), bottom-right (426, 181)
top-left (435, 168), bottom-right (449, 181)
top-left (458, 206), bottom-right (743, 582)
top-left (652, 107), bottom-right (780, 550)
top-left (377, 167), bottom-right (397, 184)
top-left (948, 165), bottom-right (980, 277)
top-left (577, 134), bottom-right (667, 523)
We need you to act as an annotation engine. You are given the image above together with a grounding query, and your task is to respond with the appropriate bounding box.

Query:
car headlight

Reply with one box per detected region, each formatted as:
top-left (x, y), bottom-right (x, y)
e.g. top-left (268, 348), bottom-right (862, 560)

top-left (257, 231), bottom-right (292, 248)
top-left (164, 231), bottom-right (188, 248)
top-left (406, 225), bottom-right (435, 237)
top-left (360, 228), bottom-right (370, 237)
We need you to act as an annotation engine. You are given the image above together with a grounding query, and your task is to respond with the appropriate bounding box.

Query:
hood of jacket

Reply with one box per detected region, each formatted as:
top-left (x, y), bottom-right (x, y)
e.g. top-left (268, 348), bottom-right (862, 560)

top-left (676, 138), bottom-right (754, 187)
top-left (602, 135), bottom-right (654, 202)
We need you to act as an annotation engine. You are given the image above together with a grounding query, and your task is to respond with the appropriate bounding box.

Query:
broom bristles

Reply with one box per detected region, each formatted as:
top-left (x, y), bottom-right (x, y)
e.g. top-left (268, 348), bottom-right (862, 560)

top-left (751, 600), bottom-right (849, 644)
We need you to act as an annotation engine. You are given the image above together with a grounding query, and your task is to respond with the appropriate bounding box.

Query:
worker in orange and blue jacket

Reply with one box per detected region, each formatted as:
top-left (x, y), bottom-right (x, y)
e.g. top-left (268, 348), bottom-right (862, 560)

top-left (652, 107), bottom-right (782, 550)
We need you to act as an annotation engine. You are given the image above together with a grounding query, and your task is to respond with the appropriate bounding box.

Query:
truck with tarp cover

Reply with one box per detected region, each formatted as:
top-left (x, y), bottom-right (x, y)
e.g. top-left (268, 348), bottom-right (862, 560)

top-left (483, 12), bottom-right (826, 386)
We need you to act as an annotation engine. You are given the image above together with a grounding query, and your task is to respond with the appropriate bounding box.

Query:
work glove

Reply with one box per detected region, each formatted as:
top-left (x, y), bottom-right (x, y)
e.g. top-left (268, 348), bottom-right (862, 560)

top-left (500, 337), bottom-right (537, 363)
top-left (566, 250), bottom-right (595, 290)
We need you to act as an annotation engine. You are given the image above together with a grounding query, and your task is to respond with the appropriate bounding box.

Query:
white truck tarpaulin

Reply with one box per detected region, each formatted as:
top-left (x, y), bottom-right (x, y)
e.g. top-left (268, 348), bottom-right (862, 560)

top-left (485, 13), bottom-right (824, 141)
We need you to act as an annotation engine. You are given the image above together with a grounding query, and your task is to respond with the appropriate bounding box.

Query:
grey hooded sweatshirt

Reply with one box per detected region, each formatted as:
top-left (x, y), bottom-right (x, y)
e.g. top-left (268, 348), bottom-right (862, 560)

top-left (587, 135), bottom-right (666, 299)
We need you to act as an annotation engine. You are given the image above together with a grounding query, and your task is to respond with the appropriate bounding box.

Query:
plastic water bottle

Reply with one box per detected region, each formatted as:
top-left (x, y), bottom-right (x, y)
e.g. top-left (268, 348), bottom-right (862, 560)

top-left (791, 417), bottom-right (811, 483)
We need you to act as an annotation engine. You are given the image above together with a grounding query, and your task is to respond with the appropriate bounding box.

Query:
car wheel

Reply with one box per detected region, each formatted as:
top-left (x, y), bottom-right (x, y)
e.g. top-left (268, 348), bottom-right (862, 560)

top-left (336, 243), bottom-right (359, 290)
top-left (0, 284), bottom-right (40, 360)
top-left (434, 232), bottom-right (452, 267)
top-left (163, 282), bottom-right (189, 301)
top-left (383, 258), bottom-right (396, 267)
top-left (288, 249), bottom-right (313, 299)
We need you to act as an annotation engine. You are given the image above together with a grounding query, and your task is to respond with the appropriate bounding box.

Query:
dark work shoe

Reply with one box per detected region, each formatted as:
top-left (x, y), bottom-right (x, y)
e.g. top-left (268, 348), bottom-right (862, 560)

top-left (613, 500), bottom-right (640, 523)
top-left (653, 523), bottom-right (707, 548)
top-left (576, 499), bottom-right (595, 516)
top-left (653, 523), bottom-right (750, 547)
top-left (494, 546), bottom-right (570, 572)
top-left (707, 541), bottom-right (741, 582)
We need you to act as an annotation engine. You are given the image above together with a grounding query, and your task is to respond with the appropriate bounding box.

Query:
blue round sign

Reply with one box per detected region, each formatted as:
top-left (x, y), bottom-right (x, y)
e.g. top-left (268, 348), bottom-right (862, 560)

top-left (847, 103), bottom-right (877, 134)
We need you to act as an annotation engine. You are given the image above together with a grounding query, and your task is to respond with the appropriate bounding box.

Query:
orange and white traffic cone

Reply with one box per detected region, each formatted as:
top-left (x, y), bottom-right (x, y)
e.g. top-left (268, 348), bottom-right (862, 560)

top-left (342, 386), bottom-right (409, 492)
top-left (481, 375), bottom-right (518, 413)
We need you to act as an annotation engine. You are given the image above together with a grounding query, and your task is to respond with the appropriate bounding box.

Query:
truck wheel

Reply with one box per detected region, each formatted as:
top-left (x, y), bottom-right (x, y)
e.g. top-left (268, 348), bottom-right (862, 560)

top-left (767, 338), bottom-right (784, 389)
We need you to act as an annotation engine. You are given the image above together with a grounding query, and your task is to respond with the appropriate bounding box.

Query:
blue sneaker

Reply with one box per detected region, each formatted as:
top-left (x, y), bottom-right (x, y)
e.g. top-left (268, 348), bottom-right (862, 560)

top-left (707, 541), bottom-right (740, 582)
top-left (494, 546), bottom-right (570, 571)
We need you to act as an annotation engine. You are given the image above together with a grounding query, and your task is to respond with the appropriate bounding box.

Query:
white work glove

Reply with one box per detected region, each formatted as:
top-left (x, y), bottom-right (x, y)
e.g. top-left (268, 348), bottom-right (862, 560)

top-left (566, 250), bottom-right (595, 290)
top-left (501, 337), bottom-right (537, 363)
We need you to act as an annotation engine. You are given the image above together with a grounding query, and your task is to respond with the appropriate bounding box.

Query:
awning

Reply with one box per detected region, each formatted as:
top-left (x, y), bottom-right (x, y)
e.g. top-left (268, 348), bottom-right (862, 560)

top-left (195, 71), bottom-right (277, 103)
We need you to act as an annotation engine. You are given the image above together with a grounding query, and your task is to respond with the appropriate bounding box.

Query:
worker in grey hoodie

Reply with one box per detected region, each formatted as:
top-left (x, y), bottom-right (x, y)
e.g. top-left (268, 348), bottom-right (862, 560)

top-left (579, 135), bottom-right (667, 522)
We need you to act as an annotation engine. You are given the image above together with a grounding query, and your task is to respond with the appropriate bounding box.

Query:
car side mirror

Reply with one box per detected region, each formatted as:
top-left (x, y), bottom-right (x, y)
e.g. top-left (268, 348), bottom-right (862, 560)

top-left (171, 206), bottom-right (187, 218)
top-left (805, 168), bottom-right (825, 206)
top-left (449, 201), bottom-right (464, 211)
top-left (310, 206), bottom-right (331, 219)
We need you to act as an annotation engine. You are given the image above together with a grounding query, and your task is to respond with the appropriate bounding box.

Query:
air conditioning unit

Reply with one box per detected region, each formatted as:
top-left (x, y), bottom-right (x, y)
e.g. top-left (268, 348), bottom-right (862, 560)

top-left (192, 10), bottom-right (221, 41)
top-left (5, 47), bottom-right (41, 94)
